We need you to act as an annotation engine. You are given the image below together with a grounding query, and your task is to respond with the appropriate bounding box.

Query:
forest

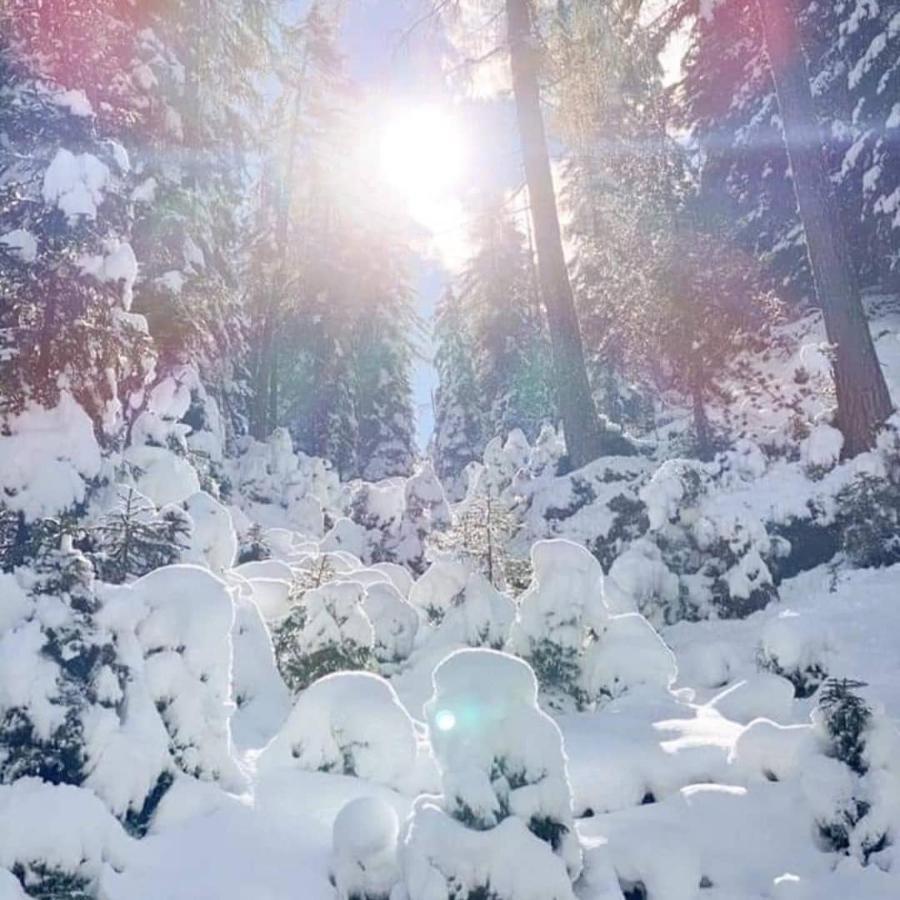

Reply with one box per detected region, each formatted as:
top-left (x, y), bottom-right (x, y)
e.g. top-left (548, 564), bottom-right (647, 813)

top-left (1, 0), bottom-right (899, 898)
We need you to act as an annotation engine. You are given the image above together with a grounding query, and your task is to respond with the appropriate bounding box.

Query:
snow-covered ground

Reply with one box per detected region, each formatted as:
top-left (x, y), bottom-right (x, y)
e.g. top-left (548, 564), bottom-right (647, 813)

top-left (2, 302), bottom-right (900, 900)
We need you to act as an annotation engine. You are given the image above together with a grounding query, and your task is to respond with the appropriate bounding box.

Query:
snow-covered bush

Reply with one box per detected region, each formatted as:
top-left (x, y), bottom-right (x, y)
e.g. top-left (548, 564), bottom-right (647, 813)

top-left (182, 490), bottom-right (237, 572)
top-left (812, 679), bottom-right (891, 862)
top-left (99, 565), bottom-right (245, 795)
top-left (362, 580), bottom-right (419, 664)
top-left (228, 428), bottom-right (341, 536)
top-left (507, 540), bottom-right (675, 709)
top-left (331, 795), bottom-right (400, 900)
top-left (0, 779), bottom-right (132, 899)
top-left (400, 649), bottom-right (581, 900)
top-left (0, 544), bottom-right (130, 791)
top-left (272, 580), bottom-right (374, 692)
top-left (229, 590), bottom-right (291, 750)
top-left (409, 555), bottom-right (515, 650)
top-left (639, 450), bottom-right (778, 619)
top-left (758, 611), bottom-right (832, 699)
top-left (835, 473), bottom-right (900, 569)
top-left (257, 672), bottom-right (416, 788)
top-left (507, 540), bottom-right (605, 709)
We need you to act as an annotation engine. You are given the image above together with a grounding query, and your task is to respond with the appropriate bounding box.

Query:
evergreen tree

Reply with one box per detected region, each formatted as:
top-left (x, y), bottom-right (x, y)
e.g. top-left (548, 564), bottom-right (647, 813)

top-left (458, 199), bottom-right (556, 443)
top-left (431, 288), bottom-right (486, 498)
top-left (0, 1), bottom-right (152, 435)
top-left (89, 486), bottom-right (192, 584)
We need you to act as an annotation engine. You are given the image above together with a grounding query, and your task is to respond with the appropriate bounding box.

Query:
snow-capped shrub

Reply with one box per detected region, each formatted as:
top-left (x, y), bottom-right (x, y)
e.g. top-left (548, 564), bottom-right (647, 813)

top-left (640, 452), bottom-right (778, 619)
top-left (800, 423), bottom-right (844, 476)
top-left (0, 394), bottom-right (102, 523)
top-left (0, 779), bottom-right (132, 900)
top-left (580, 613), bottom-right (677, 702)
top-left (400, 649), bottom-right (581, 899)
top-left (392, 463), bottom-right (452, 574)
top-left (183, 490), bottom-right (236, 572)
top-left (409, 556), bottom-right (515, 650)
top-left (229, 590), bottom-right (291, 750)
top-left (507, 539), bottom-right (604, 708)
top-left (99, 565), bottom-right (245, 795)
top-left (0, 544), bottom-right (132, 793)
top-left (604, 538), bottom-right (681, 624)
top-left (331, 795), bottom-right (400, 900)
top-left (229, 429), bottom-right (341, 536)
top-left (812, 679), bottom-right (891, 861)
top-left (257, 672), bottom-right (416, 788)
top-left (272, 580), bottom-right (374, 692)
top-left (758, 611), bottom-right (831, 698)
top-left (835, 474), bottom-right (900, 569)
top-left (362, 581), bottom-right (419, 664)
top-left (89, 485), bottom-right (192, 583)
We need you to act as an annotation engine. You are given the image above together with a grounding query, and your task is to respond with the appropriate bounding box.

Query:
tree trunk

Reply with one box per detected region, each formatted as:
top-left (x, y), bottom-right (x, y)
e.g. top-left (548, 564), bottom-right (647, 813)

top-left (692, 382), bottom-right (712, 462)
top-left (505, 0), bottom-right (609, 468)
top-left (756, 0), bottom-right (893, 456)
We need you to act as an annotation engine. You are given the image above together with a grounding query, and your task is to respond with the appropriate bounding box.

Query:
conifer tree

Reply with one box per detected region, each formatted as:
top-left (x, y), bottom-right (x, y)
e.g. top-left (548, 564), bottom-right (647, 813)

top-left (458, 199), bottom-right (555, 443)
top-left (432, 288), bottom-right (486, 498)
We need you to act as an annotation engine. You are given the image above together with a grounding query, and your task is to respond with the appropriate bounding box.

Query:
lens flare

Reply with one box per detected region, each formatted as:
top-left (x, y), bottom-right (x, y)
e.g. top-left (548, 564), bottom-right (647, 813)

top-left (434, 709), bottom-right (456, 732)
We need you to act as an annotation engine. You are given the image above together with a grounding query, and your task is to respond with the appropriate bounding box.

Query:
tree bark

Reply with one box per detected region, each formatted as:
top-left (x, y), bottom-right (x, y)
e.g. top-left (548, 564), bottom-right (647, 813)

top-left (756, 0), bottom-right (893, 456)
top-left (505, 0), bottom-right (609, 468)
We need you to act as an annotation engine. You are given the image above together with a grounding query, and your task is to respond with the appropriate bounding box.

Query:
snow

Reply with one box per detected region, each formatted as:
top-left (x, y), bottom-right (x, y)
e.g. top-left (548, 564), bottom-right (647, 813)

top-left (0, 229), bottom-right (37, 262)
top-left (41, 148), bottom-right (110, 221)
top-left (0, 779), bottom-right (133, 891)
top-left (0, 393), bottom-right (102, 520)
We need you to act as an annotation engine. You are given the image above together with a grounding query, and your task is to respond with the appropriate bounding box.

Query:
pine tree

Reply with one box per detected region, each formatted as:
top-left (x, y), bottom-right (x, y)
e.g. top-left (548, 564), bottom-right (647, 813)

top-left (431, 288), bottom-right (486, 498)
top-left (90, 486), bottom-right (192, 584)
top-left (459, 199), bottom-right (556, 444)
top-left (0, 1), bottom-right (152, 434)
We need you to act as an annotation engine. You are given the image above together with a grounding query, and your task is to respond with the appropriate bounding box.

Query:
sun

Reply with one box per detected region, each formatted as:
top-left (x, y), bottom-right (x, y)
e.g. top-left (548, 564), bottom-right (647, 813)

top-left (378, 105), bottom-right (466, 204)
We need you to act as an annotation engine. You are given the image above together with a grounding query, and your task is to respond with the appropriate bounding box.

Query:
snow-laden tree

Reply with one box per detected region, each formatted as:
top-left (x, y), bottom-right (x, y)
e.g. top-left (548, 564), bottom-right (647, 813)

top-left (272, 580), bottom-right (374, 692)
top-left (89, 485), bottom-right (192, 584)
top-left (0, 1), bottom-right (151, 433)
top-left (508, 539), bottom-right (676, 709)
top-left (400, 648), bottom-right (582, 900)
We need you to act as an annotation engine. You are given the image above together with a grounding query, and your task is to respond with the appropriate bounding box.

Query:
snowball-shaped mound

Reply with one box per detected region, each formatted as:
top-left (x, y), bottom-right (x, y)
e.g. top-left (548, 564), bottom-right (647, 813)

top-left (302, 580), bottom-right (374, 653)
top-left (402, 801), bottom-right (577, 900)
top-left (332, 796), bottom-right (400, 900)
top-left (320, 517), bottom-right (372, 560)
top-left (232, 558), bottom-right (295, 582)
top-left (257, 672), bottom-right (417, 788)
top-left (449, 572), bottom-right (516, 649)
top-left (582, 613), bottom-right (677, 700)
top-left (759, 611), bottom-right (832, 696)
top-left (363, 580), bottom-right (419, 663)
top-left (184, 491), bottom-right (236, 572)
top-left (0, 780), bottom-right (133, 894)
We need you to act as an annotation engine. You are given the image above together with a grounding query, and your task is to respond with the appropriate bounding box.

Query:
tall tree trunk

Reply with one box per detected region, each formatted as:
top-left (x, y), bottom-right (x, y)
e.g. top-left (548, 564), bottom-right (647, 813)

top-left (505, 0), bottom-right (610, 468)
top-left (756, 0), bottom-right (893, 456)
